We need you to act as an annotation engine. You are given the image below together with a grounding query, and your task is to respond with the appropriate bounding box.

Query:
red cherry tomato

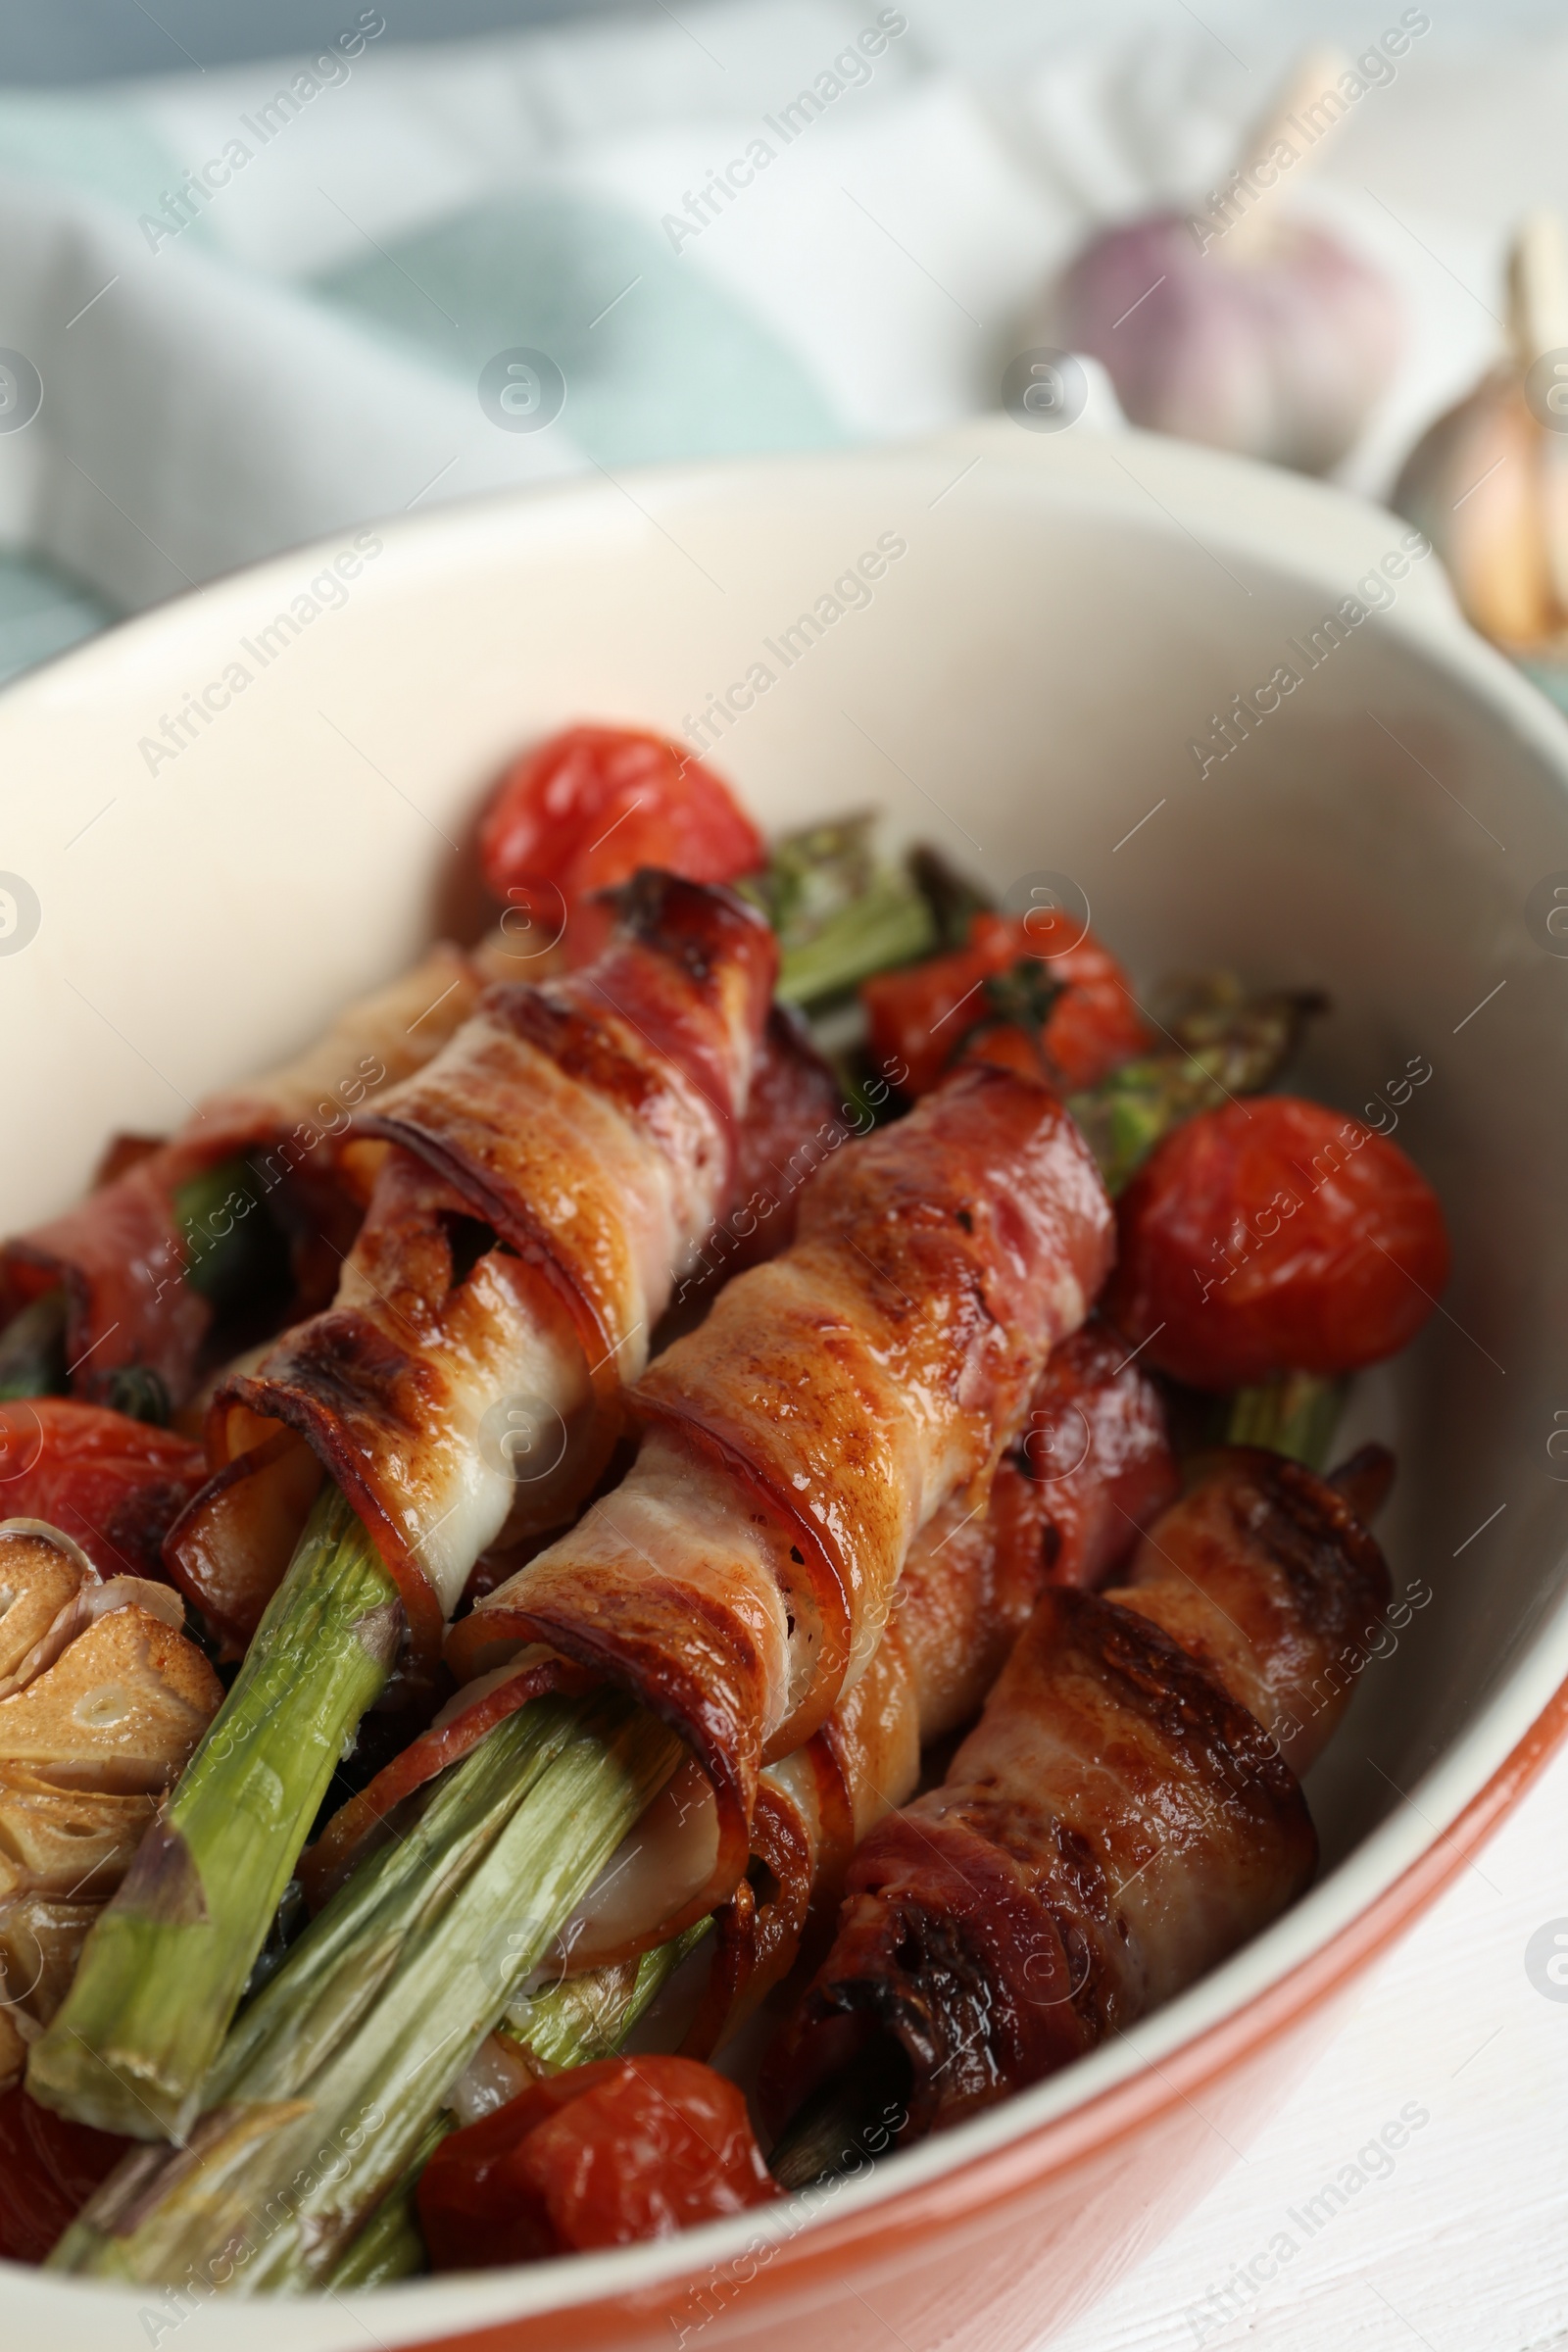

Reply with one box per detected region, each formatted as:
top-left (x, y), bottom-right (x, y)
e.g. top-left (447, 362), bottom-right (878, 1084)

top-left (1103, 1095), bottom-right (1451, 1391)
top-left (418, 2055), bottom-right (777, 2268)
top-left (479, 726), bottom-right (765, 963)
top-left (0, 2084), bottom-right (129, 2263)
top-left (861, 912), bottom-right (1151, 1097)
top-left (0, 1399), bottom-right (207, 1582)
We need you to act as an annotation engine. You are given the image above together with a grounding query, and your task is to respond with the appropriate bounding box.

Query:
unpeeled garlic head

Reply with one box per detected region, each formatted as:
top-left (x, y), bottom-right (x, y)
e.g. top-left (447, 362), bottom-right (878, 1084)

top-left (1045, 210), bottom-right (1399, 474)
top-left (1394, 213), bottom-right (1568, 655)
top-left (1030, 47), bottom-right (1402, 475)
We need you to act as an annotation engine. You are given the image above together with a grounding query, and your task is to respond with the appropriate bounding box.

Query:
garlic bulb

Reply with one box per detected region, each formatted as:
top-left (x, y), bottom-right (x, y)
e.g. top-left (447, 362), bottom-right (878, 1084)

top-left (0, 1523), bottom-right (221, 2089)
top-left (1034, 50), bottom-right (1402, 475)
top-left (1394, 212), bottom-right (1568, 655)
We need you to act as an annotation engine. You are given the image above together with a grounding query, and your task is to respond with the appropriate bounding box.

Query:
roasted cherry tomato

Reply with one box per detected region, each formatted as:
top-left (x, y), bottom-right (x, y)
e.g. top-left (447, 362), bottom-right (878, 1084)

top-left (860, 911), bottom-right (1151, 1097)
top-left (0, 2084), bottom-right (128, 2264)
top-left (0, 1399), bottom-right (207, 1582)
top-left (479, 725), bottom-right (764, 962)
top-left (1103, 1095), bottom-right (1451, 1391)
top-left (418, 2055), bottom-right (777, 2267)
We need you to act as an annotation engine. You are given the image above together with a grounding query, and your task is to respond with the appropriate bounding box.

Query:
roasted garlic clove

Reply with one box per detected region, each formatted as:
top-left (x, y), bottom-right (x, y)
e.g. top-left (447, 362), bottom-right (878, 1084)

top-left (0, 1764), bottom-right (157, 1905)
top-left (0, 1524), bottom-right (220, 2085)
top-left (1394, 212), bottom-right (1568, 655)
top-left (0, 1604), bottom-right (220, 1795)
top-left (1034, 50), bottom-right (1401, 475)
top-left (0, 1523), bottom-right (94, 1697)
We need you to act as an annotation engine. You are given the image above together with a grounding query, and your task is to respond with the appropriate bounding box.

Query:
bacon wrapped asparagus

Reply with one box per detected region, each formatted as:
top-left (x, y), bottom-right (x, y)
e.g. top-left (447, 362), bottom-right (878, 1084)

top-left (50, 1060), bottom-right (1115, 2286)
top-left (662, 1321), bottom-right (1179, 2057)
top-left (29, 874), bottom-right (784, 2138)
top-left (0, 945), bottom-right (483, 1416)
top-left (443, 1062), bottom-right (1114, 1936)
top-left (764, 1445), bottom-right (1392, 2147)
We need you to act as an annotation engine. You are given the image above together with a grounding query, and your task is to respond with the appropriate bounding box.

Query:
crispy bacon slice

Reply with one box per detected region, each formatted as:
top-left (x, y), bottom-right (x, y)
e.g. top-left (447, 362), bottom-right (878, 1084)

top-left (668, 1004), bottom-right (844, 1307)
top-left (0, 946), bottom-right (482, 1407)
top-left (764, 1446), bottom-right (1391, 2138)
top-left (169, 876), bottom-right (779, 1660)
top-left (898, 1319), bottom-right (1180, 1747)
top-left (675, 1327), bottom-right (1176, 2047)
top-left (446, 1065), bottom-right (1114, 1947)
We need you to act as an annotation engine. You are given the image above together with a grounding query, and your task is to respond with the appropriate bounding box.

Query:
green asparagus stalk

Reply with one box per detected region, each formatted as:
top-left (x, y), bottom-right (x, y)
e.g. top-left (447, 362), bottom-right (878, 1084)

top-left (1225, 1371), bottom-right (1348, 1470)
top-left (767, 2038), bottom-right (912, 2192)
top-left (0, 1152), bottom-right (287, 1416)
top-left (324, 2115), bottom-right (454, 2289)
top-left (500, 1915), bottom-right (712, 2072)
top-left (776, 877), bottom-right (935, 1007)
top-left (0, 1288), bottom-right (68, 1398)
top-left (174, 1155), bottom-right (290, 1316)
top-left (28, 1485), bottom-right (401, 2139)
top-left (1068, 985), bottom-right (1322, 1196)
top-left (742, 812), bottom-right (937, 1007)
top-left (51, 1691), bottom-right (681, 2291)
top-left (907, 845), bottom-right (993, 953)
top-left (322, 1901), bottom-right (712, 2285)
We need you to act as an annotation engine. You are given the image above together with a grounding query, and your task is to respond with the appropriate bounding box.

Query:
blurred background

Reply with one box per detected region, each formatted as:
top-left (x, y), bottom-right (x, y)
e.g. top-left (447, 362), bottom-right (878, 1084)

top-left (2, 0), bottom-right (1568, 701)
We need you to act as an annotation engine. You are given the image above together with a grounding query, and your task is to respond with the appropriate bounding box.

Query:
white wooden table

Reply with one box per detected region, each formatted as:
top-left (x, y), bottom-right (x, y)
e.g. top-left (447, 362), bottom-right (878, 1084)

top-left (1048, 1738), bottom-right (1568, 2352)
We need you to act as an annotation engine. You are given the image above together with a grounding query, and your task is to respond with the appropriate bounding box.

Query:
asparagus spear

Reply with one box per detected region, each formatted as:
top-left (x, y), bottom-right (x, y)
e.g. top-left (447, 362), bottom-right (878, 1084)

top-left (51, 1691), bottom-right (681, 2290)
top-left (27, 1485), bottom-right (402, 2139)
top-left (0, 1152), bottom-right (287, 1413)
top-left (0, 1288), bottom-right (68, 1398)
top-left (323, 1910), bottom-right (712, 2285)
top-left (1226, 1370), bottom-right (1348, 1467)
top-left (768, 2039), bottom-right (913, 2192)
top-left (324, 2115), bottom-right (453, 2289)
top-left (173, 1154), bottom-right (292, 1317)
top-left (500, 1915), bottom-right (711, 2073)
top-left (1068, 982), bottom-right (1324, 1197)
top-left (742, 813), bottom-right (937, 1007)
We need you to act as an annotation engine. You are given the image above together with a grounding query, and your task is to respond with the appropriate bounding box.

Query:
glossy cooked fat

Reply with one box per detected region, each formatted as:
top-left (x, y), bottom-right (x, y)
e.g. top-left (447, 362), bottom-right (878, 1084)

top-left (448, 1064), bottom-right (1115, 1943)
top-left (767, 1447), bottom-right (1391, 2136)
top-left (172, 876), bottom-right (779, 1657)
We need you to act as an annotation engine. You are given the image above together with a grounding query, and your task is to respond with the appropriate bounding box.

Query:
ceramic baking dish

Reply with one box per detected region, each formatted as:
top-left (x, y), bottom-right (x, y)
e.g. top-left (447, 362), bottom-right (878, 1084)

top-left (2, 419), bottom-right (1565, 2352)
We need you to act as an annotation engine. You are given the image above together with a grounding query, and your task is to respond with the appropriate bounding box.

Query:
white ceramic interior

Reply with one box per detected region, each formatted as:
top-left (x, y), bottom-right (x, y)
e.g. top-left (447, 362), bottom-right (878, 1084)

top-left (4, 420), bottom-right (1567, 2350)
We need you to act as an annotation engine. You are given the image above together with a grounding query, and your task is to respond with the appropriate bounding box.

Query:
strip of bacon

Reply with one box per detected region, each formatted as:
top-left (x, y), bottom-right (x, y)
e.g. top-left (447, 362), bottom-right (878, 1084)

top-left (0, 945), bottom-right (483, 1408)
top-left (168, 876), bottom-right (780, 1662)
top-left (668, 1324), bottom-right (1177, 2050)
top-left (444, 1065), bottom-right (1114, 1947)
top-left (763, 1446), bottom-right (1391, 2138)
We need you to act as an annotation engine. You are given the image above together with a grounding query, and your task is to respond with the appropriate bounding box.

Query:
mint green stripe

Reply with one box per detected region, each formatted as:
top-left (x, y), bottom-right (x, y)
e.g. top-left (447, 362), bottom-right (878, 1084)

top-left (310, 184), bottom-right (846, 467)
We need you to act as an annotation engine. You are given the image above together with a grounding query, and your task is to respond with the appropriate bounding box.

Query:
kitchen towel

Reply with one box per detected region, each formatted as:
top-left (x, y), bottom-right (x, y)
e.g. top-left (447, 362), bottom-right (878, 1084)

top-left (0, 0), bottom-right (1553, 683)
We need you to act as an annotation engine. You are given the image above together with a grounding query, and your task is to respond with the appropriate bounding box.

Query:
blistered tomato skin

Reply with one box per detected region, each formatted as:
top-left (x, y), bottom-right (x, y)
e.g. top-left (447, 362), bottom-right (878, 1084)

top-left (0, 2085), bottom-right (128, 2264)
top-left (418, 2055), bottom-right (778, 2269)
top-left (478, 725), bottom-right (765, 961)
top-left (0, 1399), bottom-right (206, 1582)
top-left (861, 912), bottom-right (1150, 1097)
top-left (1102, 1096), bottom-right (1452, 1391)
